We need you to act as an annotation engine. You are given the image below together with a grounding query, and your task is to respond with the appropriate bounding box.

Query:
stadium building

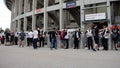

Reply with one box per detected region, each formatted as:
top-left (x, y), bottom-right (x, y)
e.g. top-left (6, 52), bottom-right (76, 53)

top-left (4, 0), bottom-right (120, 32)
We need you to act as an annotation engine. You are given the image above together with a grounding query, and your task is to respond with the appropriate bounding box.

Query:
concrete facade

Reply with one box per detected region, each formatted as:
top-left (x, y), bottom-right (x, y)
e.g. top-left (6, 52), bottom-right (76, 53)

top-left (4, 0), bottom-right (120, 32)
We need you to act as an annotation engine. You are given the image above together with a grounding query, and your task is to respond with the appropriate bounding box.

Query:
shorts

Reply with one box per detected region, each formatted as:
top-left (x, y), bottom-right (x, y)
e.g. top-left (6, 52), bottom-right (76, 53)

top-left (61, 40), bottom-right (65, 44)
top-left (94, 36), bottom-right (99, 44)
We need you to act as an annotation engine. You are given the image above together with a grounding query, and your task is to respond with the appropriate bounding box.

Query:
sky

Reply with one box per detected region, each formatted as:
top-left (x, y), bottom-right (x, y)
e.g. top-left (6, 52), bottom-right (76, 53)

top-left (0, 0), bottom-right (11, 30)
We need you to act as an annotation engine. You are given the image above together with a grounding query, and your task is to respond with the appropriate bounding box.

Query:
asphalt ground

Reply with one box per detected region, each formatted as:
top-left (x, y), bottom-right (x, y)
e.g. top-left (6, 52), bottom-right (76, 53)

top-left (0, 45), bottom-right (120, 68)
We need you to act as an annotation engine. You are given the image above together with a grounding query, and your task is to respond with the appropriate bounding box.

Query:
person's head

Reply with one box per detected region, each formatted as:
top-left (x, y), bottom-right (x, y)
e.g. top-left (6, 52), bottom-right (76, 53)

top-left (21, 29), bottom-right (24, 32)
top-left (53, 28), bottom-right (55, 31)
top-left (37, 28), bottom-right (40, 30)
top-left (65, 29), bottom-right (67, 32)
top-left (114, 24), bottom-right (118, 28)
top-left (88, 26), bottom-right (91, 30)
top-left (103, 25), bottom-right (107, 29)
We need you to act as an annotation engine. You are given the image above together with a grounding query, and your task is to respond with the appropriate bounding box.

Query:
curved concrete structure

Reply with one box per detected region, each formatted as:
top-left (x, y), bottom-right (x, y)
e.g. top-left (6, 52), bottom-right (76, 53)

top-left (4, 0), bottom-right (120, 32)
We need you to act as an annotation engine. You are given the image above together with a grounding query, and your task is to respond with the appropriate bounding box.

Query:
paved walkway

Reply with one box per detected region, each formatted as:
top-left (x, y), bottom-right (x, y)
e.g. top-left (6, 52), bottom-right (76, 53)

top-left (0, 45), bottom-right (120, 68)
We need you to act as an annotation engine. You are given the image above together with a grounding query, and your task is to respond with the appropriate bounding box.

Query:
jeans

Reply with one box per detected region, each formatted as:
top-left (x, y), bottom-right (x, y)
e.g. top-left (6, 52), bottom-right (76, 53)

top-left (50, 38), bottom-right (57, 49)
top-left (33, 38), bottom-right (38, 49)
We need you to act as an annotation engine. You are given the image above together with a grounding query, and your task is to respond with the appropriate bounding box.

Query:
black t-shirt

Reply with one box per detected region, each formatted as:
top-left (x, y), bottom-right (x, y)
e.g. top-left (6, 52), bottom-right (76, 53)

top-left (93, 27), bottom-right (99, 37)
top-left (51, 31), bottom-right (56, 38)
top-left (5, 32), bottom-right (11, 42)
top-left (49, 31), bottom-right (57, 38)
top-left (48, 31), bottom-right (57, 42)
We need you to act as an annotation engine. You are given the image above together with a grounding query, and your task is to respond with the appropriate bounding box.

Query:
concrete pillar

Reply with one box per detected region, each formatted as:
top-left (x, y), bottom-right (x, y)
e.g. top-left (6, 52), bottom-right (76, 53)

top-left (14, 21), bottom-right (17, 31)
top-left (18, 0), bottom-right (22, 15)
top-left (11, 4), bottom-right (14, 30)
top-left (107, 0), bottom-right (112, 50)
top-left (14, 0), bottom-right (17, 17)
top-left (32, 0), bottom-right (37, 30)
top-left (11, 21), bottom-right (15, 31)
top-left (24, 0), bottom-right (28, 31)
top-left (59, 0), bottom-right (63, 30)
top-left (11, 3), bottom-right (14, 21)
top-left (43, 0), bottom-right (48, 32)
top-left (24, 17), bottom-right (27, 31)
top-left (10, 22), bottom-right (12, 31)
top-left (80, 0), bottom-right (85, 48)
top-left (107, 0), bottom-right (111, 25)
top-left (17, 20), bottom-right (21, 32)
top-left (17, 0), bottom-right (23, 32)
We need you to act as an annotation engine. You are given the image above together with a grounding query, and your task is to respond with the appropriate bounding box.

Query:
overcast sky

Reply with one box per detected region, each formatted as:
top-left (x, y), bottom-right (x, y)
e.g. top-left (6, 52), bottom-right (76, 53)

top-left (0, 0), bottom-right (11, 30)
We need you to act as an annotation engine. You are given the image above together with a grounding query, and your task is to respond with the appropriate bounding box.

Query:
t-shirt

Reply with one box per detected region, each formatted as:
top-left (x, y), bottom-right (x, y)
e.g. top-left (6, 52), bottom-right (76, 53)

top-left (60, 31), bottom-right (65, 40)
top-left (33, 30), bottom-right (38, 39)
top-left (28, 31), bottom-right (33, 38)
top-left (19, 32), bottom-right (26, 40)
top-left (93, 27), bottom-right (99, 37)
top-left (86, 29), bottom-right (93, 37)
top-left (49, 31), bottom-right (56, 39)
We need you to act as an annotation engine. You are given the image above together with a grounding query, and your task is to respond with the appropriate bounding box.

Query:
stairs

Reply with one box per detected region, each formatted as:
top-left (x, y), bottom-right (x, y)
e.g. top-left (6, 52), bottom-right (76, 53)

top-left (67, 7), bottom-right (80, 26)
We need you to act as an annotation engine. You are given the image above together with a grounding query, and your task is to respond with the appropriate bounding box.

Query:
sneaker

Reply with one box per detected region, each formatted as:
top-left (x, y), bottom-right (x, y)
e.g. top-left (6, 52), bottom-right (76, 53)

top-left (93, 49), bottom-right (96, 51)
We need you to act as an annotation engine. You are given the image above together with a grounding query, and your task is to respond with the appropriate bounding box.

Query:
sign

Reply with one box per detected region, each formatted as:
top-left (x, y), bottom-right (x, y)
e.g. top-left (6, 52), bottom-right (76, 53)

top-left (85, 13), bottom-right (106, 21)
top-left (66, 1), bottom-right (76, 8)
top-left (36, 8), bottom-right (42, 12)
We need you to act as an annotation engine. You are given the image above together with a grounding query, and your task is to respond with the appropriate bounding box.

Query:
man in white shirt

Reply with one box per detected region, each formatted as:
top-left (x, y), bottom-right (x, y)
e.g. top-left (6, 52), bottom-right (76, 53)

top-left (86, 27), bottom-right (96, 51)
top-left (28, 30), bottom-right (33, 46)
top-left (33, 29), bottom-right (38, 49)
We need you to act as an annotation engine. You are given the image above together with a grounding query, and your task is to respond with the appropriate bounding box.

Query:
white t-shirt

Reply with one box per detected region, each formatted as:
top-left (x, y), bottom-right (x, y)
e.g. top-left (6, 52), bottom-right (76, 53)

top-left (87, 29), bottom-right (92, 37)
top-left (33, 30), bottom-right (38, 39)
top-left (28, 31), bottom-right (33, 38)
top-left (64, 33), bottom-right (70, 39)
top-left (103, 28), bottom-right (109, 39)
top-left (15, 32), bottom-right (18, 37)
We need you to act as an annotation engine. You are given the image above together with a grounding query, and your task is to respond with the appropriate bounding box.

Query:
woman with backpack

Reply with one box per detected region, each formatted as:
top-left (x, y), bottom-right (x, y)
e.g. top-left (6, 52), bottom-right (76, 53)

top-left (112, 24), bottom-right (119, 50)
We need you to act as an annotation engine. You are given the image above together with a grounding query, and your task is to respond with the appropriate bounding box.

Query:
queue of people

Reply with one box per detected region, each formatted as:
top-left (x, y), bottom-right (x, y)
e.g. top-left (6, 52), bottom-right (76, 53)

top-left (0, 25), bottom-right (120, 51)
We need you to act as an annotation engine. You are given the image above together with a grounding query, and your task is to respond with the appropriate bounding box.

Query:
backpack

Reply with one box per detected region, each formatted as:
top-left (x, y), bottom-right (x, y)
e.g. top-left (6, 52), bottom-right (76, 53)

top-left (112, 28), bottom-right (119, 40)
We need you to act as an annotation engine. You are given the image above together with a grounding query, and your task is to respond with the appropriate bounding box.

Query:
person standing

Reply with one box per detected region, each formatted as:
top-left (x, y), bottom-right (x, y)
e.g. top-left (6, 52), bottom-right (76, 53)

top-left (117, 31), bottom-right (120, 47)
top-left (64, 29), bottom-right (70, 49)
top-left (49, 28), bottom-right (57, 50)
top-left (5, 30), bottom-right (11, 46)
top-left (33, 28), bottom-right (38, 49)
top-left (60, 29), bottom-right (65, 48)
top-left (102, 26), bottom-right (109, 50)
top-left (0, 32), bottom-right (2, 45)
top-left (1, 30), bottom-right (5, 44)
top-left (10, 31), bottom-right (14, 45)
top-left (93, 25), bottom-right (99, 50)
top-left (14, 30), bottom-right (19, 45)
top-left (112, 24), bottom-right (119, 50)
top-left (73, 29), bottom-right (80, 49)
top-left (86, 27), bottom-right (96, 51)
top-left (19, 30), bottom-right (26, 47)
top-left (28, 30), bottom-right (33, 46)
top-left (39, 31), bottom-right (45, 47)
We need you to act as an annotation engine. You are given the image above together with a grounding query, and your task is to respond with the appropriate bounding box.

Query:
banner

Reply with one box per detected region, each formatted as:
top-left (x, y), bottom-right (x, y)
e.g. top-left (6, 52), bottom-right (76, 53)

top-left (66, 1), bottom-right (76, 8)
top-left (85, 13), bottom-right (106, 21)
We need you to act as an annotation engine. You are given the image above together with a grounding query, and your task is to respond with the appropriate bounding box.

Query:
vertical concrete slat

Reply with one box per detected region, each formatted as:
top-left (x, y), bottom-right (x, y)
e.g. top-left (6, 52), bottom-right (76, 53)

top-left (59, 0), bottom-right (63, 30)
top-left (32, 0), bottom-right (37, 30)
top-left (43, 0), bottom-right (48, 32)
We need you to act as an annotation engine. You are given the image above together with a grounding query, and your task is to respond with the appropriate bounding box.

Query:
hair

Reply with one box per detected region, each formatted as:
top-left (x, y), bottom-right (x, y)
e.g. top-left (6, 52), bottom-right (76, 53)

top-left (114, 24), bottom-right (118, 28)
top-left (53, 28), bottom-right (55, 30)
